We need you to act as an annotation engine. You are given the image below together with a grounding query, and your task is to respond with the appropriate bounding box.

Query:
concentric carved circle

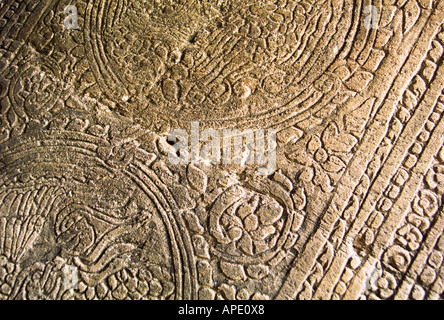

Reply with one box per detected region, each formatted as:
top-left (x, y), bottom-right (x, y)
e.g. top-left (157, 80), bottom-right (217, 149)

top-left (9, 63), bottom-right (63, 119)
top-left (85, 0), bottom-right (359, 130)
top-left (0, 123), bottom-right (197, 299)
top-left (3, 0), bottom-right (443, 301)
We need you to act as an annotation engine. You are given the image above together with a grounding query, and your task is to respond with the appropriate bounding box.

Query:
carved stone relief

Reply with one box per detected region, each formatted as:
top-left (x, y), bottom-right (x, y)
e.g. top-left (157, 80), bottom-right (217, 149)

top-left (0, 0), bottom-right (443, 300)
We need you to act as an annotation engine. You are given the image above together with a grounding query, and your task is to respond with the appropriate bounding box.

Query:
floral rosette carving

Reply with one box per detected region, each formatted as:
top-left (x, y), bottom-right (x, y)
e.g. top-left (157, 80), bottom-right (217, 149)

top-left (207, 171), bottom-right (305, 265)
top-left (287, 122), bottom-right (356, 193)
top-left (9, 60), bottom-right (65, 120)
top-left (210, 188), bottom-right (287, 258)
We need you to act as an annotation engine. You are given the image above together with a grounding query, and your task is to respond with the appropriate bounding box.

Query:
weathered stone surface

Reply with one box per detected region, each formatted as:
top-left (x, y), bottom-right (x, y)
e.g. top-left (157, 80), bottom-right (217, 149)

top-left (0, 0), bottom-right (443, 300)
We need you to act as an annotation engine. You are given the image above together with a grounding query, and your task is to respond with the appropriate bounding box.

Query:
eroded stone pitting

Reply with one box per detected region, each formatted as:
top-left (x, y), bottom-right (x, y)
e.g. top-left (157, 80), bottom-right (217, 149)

top-left (0, 0), bottom-right (444, 301)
